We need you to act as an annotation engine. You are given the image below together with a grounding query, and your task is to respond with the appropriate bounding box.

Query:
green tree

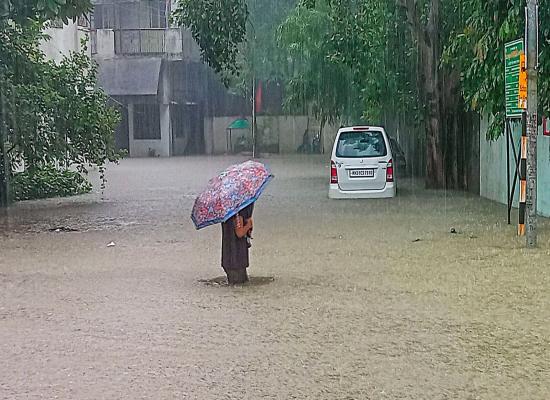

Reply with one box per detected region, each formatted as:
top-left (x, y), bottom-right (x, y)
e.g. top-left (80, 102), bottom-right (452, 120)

top-left (4, 40), bottom-right (120, 171)
top-left (172, 0), bottom-right (296, 82)
top-left (279, 0), bottom-right (424, 173)
top-left (0, 0), bottom-right (92, 24)
top-left (278, 1), bottom-right (352, 132)
top-left (281, 0), bottom-right (478, 188)
top-left (172, 0), bottom-right (249, 79)
top-left (445, 0), bottom-right (550, 139)
top-left (173, 0), bottom-right (298, 155)
top-left (0, 0), bottom-right (120, 206)
top-left (246, 0), bottom-right (298, 81)
top-left (169, 0), bottom-right (547, 190)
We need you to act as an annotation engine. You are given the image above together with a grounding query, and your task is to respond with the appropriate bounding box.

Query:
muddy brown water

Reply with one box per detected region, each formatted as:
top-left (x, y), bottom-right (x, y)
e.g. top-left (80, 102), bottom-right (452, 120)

top-left (1, 156), bottom-right (549, 399)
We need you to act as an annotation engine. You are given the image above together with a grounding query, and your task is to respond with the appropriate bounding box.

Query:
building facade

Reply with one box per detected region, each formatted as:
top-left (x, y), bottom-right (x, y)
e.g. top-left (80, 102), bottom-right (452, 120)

top-left (40, 16), bottom-right (91, 63)
top-left (90, 0), bottom-right (248, 157)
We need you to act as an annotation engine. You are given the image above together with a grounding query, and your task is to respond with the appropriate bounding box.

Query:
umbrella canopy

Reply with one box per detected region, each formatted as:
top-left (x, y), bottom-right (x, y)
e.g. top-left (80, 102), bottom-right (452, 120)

top-left (227, 118), bottom-right (250, 130)
top-left (191, 161), bottom-right (274, 230)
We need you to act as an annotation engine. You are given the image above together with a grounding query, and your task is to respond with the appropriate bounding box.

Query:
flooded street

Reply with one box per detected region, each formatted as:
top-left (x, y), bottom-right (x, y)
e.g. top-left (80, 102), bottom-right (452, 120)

top-left (1, 156), bottom-right (549, 399)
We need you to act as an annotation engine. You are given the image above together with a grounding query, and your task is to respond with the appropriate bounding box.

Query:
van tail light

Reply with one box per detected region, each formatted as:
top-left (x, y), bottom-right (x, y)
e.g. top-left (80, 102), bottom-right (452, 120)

top-left (331, 161), bottom-right (338, 184)
top-left (386, 159), bottom-right (394, 182)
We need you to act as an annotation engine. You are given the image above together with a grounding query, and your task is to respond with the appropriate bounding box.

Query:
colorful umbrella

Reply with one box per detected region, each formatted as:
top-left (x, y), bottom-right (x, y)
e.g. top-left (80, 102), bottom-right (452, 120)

top-left (191, 160), bottom-right (274, 230)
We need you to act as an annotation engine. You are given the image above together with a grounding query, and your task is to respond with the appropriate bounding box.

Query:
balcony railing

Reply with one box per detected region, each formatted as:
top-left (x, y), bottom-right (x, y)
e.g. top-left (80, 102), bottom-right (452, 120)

top-left (91, 28), bottom-right (194, 59)
top-left (114, 29), bottom-right (166, 55)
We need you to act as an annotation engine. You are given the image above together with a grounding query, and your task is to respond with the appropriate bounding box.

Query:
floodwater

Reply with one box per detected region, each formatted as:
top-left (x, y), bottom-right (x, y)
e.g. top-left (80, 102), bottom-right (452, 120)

top-left (1, 156), bottom-right (549, 399)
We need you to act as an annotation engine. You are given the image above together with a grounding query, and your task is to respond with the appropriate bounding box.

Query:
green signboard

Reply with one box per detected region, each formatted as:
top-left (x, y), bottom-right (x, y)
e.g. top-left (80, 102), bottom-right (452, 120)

top-left (505, 39), bottom-right (524, 118)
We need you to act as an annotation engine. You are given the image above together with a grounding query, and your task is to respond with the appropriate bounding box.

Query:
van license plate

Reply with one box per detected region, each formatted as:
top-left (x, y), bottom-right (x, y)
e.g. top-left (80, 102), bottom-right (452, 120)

top-left (349, 169), bottom-right (374, 178)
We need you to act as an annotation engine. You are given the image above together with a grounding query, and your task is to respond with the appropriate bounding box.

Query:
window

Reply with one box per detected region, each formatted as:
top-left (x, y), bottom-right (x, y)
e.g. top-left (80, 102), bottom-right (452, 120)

top-left (336, 131), bottom-right (387, 158)
top-left (133, 104), bottom-right (161, 140)
top-left (92, 4), bottom-right (116, 29)
top-left (92, 1), bottom-right (169, 30)
top-left (139, 0), bottom-right (168, 29)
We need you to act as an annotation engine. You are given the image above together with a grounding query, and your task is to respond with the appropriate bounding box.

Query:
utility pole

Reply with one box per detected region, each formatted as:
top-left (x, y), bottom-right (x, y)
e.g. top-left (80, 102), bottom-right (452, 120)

top-left (249, 12), bottom-right (257, 159)
top-left (0, 74), bottom-right (9, 208)
top-left (252, 75), bottom-right (256, 159)
top-left (0, 135), bottom-right (7, 208)
top-left (525, 0), bottom-right (539, 248)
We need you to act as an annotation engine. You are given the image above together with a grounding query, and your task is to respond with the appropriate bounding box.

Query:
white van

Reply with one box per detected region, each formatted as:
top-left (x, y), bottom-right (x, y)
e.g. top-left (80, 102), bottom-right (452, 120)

top-left (329, 126), bottom-right (395, 199)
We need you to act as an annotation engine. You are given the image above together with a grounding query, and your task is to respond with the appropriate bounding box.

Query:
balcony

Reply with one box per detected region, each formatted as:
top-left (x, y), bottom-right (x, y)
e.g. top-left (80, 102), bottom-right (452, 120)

top-left (90, 28), bottom-right (200, 61)
top-left (115, 29), bottom-right (166, 55)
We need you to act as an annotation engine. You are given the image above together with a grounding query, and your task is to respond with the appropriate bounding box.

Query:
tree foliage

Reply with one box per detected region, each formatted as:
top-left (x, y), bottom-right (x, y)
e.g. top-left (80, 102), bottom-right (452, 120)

top-left (0, 0), bottom-right (120, 205)
top-left (0, 0), bottom-right (92, 24)
top-left (11, 164), bottom-right (92, 201)
top-left (327, 0), bottom-right (418, 123)
top-left (172, 0), bottom-right (249, 78)
top-left (1, 24), bottom-right (120, 173)
top-left (445, 0), bottom-right (550, 139)
top-left (246, 0), bottom-right (297, 81)
top-left (277, 1), bottom-right (352, 126)
top-left (171, 0), bottom-right (549, 188)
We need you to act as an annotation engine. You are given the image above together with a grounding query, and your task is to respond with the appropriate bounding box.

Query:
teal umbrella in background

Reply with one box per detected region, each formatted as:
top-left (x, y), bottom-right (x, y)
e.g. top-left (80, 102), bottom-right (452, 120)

top-left (227, 118), bottom-right (250, 153)
top-left (228, 119), bottom-right (250, 130)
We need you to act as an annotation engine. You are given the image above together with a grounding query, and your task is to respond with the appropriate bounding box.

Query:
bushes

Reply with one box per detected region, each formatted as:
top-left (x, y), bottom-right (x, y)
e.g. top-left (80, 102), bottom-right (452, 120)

top-left (11, 165), bottom-right (92, 201)
top-left (0, 24), bottom-right (121, 207)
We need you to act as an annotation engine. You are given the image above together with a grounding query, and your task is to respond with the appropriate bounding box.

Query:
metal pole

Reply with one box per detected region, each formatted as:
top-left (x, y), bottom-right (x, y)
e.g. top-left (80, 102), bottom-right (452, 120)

top-left (519, 113), bottom-right (527, 236)
top-left (0, 141), bottom-right (7, 207)
top-left (506, 119), bottom-right (511, 224)
top-left (0, 73), bottom-right (9, 207)
top-left (252, 76), bottom-right (256, 158)
top-left (248, 5), bottom-right (257, 159)
top-left (526, 0), bottom-right (539, 247)
top-left (510, 136), bottom-right (522, 219)
top-left (0, 140), bottom-right (7, 207)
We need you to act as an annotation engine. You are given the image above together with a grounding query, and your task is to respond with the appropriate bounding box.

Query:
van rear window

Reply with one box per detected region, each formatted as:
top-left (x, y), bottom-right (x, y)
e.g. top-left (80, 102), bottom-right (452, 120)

top-left (336, 131), bottom-right (387, 158)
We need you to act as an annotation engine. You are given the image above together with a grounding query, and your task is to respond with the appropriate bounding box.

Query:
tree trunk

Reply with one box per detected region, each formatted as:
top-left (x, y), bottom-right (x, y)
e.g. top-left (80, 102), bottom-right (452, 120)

top-left (461, 111), bottom-right (468, 191)
top-left (452, 109), bottom-right (459, 188)
top-left (399, 0), bottom-right (445, 188)
top-left (319, 116), bottom-right (326, 154)
top-left (441, 70), bottom-right (461, 189)
top-left (425, 114), bottom-right (445, 188)
top-left (421, 0), bottom-right (444, 189)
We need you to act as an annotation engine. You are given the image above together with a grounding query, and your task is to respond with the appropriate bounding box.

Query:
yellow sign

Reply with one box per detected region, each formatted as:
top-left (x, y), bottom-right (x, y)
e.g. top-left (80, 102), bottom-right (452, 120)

top-left (518, 52), bottom-right (528, 109)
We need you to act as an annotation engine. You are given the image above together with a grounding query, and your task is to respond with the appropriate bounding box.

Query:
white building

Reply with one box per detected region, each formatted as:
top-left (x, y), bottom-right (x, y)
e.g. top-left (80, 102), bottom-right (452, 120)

top-left (90, 0), bottom-right (248, 158)
top-left (38, 1), bottom-right (306, 158)
top-left (40, 17), bottom-right (91, 63)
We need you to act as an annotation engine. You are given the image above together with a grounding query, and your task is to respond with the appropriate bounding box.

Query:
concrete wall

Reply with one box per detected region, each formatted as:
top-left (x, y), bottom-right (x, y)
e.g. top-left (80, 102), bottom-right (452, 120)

top-left (204, 118), bottom-right (214, 155)
top-left (93, 28), bottom-right (191, 60)
top-left (181, 29), bottom-right (201, 62)
top-left (205, 116), bottom-right (245, 155)
top-left (204, 116), bottom-right (340, 155)
top-left (276, 116), bottom-right (309, 154)
top-left (41, 22), bottom-right (90, 63)
top-left (159, 104), bottom-right (171, 157)
top-left (95, 29), bottom-right (115, 58)
top-left (165, 28), bottom-right (183, 56)
top-left (480, 117), bottom-right (550, 217)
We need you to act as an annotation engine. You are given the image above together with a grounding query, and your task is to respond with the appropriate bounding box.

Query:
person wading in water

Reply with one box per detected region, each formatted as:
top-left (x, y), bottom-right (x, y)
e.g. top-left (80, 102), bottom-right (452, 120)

top-left (221, 203), bottom-right (254, 284)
